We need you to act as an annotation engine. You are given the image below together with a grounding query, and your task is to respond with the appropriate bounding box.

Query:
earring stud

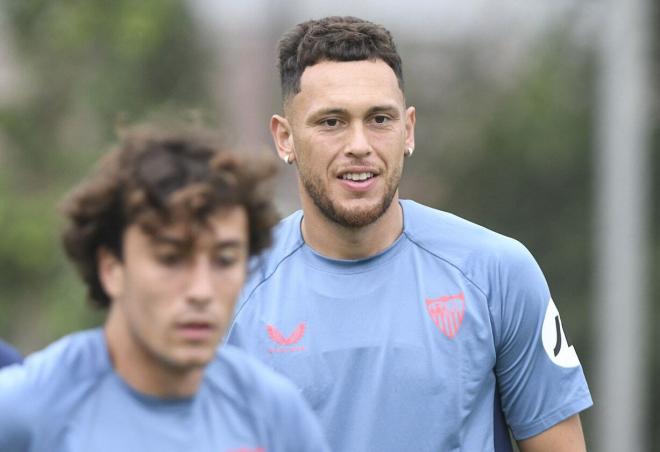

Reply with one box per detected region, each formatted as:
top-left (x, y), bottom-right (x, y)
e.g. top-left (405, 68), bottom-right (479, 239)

top-left (405, 147), bottom-right (414, 157)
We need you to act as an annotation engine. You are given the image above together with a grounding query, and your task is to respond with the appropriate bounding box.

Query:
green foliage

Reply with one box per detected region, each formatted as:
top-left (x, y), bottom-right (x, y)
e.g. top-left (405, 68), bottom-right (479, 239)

top-left (0, 0), bottom-right (212, 350)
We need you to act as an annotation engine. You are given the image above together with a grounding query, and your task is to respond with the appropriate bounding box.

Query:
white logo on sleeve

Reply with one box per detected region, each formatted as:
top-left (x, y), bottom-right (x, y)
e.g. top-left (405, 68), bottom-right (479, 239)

top-left (541, 298), bottom-right (580, 368)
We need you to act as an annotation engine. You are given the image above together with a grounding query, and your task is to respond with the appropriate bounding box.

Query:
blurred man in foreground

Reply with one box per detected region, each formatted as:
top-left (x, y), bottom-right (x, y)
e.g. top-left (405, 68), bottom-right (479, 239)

top-left (0, 124), bottom-right (329, 452)
top-left (227, 16), bottom-right (592, 452)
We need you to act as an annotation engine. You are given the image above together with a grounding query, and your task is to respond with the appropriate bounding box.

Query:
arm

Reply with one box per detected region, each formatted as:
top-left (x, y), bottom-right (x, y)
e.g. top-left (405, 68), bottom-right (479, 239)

top-left (0, 340), bottom-right (22, 368)
top-left (491, 241), bottom-right (592, 441)
top-left (518, 414), bottom-right (587, 452)
top-left (0, 366), bottom-right (32, 451)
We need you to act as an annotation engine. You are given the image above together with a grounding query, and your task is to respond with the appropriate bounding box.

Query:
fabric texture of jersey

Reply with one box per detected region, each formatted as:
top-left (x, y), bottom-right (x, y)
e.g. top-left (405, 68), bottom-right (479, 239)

top-left (227, 199), bottom-right (593, 452)
top-left (0, 329), bottom-right (329, 452)
top-left (0, 339), bottom-right (22, 369)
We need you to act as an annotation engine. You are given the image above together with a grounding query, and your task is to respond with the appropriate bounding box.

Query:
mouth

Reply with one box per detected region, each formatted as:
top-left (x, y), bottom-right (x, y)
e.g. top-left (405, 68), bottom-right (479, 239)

top-left (337, 169), bottom-right (378, 192)
top-left (340, 172), bottom-right (375, 182)
top-left (175, 321), bottom-right (217, 341)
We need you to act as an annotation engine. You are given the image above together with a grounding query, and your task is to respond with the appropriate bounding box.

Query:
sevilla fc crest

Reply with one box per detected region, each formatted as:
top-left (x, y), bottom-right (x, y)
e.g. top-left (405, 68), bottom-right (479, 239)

top-left (426, 293), bottom-right (465, 339)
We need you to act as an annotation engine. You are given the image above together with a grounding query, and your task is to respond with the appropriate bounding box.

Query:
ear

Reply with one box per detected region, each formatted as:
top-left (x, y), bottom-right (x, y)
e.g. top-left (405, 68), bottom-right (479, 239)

top-left (404, 106), bottom-right (416, 153)
top-left (98, 247), bottom-right (124, 301)
top-left (270, 114), bottom-right (295, 164)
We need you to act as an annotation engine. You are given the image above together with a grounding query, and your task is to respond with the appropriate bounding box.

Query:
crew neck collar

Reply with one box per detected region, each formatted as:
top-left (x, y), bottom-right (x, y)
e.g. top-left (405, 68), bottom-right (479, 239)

top-left (297, 201), bottom-right (409, 273)
top-left (95, 328), bottom-right (198, 409)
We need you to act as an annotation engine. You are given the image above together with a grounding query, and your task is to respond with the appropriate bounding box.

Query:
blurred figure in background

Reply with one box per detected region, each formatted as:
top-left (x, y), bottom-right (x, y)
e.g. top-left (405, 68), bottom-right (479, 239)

top-left (0, 339), bottom-right (21, 368)
top-left (0, 124), bottom-right (329, 452)
top-left (227, 16), bottom-right (592, 452)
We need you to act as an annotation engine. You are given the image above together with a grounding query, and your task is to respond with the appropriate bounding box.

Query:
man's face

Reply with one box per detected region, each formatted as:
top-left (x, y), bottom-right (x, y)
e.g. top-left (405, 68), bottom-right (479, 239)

top-left (282, 59), bottom-right (415, 228)
top-left (102, 207), bottom-right (249, 372)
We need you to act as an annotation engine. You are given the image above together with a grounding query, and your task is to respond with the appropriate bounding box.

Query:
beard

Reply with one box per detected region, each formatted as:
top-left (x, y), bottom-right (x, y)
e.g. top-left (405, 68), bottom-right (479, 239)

top-left (299, 165), bottom-right (402, 229)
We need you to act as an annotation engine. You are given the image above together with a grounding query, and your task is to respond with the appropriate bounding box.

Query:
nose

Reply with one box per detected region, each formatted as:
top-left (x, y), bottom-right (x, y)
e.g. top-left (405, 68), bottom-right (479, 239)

top-left (345, 123), bottom-right (371, 158)
top-left (186, 256), bottom-right (213, 304)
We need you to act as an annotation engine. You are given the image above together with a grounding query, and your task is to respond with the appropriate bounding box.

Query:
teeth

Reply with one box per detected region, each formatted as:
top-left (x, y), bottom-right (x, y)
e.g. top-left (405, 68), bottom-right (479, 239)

top-left (342, 172), bottom-right (373, 181)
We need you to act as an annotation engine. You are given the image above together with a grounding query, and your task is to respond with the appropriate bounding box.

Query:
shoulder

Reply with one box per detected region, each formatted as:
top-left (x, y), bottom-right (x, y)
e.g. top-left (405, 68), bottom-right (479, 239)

top-left (0, 330), bottom-right (109, 413)
top-left (19, 329), bottom-right (108, 383)
top-left (0, 329), bottom-right (110, 448)
top-left (401, 199), bottom-right (538, 283)
top-left (1, 329), bottom-right (106, 386)
top-left (238, 211), bottom-right (304, 306)
top-left (251, 210), bottom-right (304, 275)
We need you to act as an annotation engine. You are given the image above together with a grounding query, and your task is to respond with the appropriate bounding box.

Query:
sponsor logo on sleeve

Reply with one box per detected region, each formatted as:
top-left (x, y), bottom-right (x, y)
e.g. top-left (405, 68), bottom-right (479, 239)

top-left (425, 293), bottom-right (465, 339)
top-left (541, 298), bottom-right (580, 368)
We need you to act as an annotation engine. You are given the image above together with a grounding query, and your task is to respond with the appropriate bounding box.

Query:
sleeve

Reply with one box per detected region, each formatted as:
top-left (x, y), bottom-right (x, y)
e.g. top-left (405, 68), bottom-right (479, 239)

top-left (492, 240), bottom-right (593, 440)
top-left (265, 372), bottom-right (331, 452)
top-left (0, 340), bottom-right (22, 368)
top-left (0, 365), bottom-right (34, 451)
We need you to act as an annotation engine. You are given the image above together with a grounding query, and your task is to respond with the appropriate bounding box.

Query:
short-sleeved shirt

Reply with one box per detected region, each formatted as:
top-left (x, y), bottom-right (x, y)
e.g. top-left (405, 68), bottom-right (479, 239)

top-left (0, 329), bottom-right (329, 452)
top-left (227, 199), bottom-right (593, 452)
top-left (0, 339), bottom-right (21, 368)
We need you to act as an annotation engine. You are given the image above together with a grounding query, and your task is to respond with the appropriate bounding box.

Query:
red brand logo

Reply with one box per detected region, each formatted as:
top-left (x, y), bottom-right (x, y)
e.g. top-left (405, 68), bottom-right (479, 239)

top-left (426, 293), bottom-right (466, 339)
top-left (266, 322), bottom-right (305, 353)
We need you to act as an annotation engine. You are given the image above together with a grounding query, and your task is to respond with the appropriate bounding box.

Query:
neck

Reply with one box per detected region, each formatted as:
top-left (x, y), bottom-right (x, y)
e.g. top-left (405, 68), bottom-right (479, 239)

top-left (104, 308), bottom-right (203, 399)
top-left (301, 195), bottom-right (403, 260)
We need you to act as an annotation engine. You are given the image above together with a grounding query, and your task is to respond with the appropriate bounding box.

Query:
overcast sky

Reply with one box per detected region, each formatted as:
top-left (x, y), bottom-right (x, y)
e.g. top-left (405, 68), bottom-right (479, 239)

top-left (190, 0), bottom-right (601, 43)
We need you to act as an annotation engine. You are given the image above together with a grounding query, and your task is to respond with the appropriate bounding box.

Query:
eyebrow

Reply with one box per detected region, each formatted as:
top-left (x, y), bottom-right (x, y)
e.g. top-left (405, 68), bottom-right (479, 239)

top-left (308, 104), bottom-right (400, 121)
top-left (366, 104), bottom-right (400, 115)
top-left (150, 235), bottom-right (188, 247)
top-left (211, 240), bottom-right (246, 251)
top-left (308, 107), bottom-right (348, 120)
top-left (150, 235), bottom-right (245, 250)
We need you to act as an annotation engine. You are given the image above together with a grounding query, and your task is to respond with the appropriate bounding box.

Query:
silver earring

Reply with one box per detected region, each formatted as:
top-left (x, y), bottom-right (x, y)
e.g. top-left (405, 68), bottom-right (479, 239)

top-left (405, 147), bottom-right (414, 157)
top-left (284, 154), bottom-right (292, 164)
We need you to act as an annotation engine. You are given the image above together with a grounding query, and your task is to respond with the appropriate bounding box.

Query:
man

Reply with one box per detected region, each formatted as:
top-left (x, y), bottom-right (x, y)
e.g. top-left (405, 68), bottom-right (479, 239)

top-left (0, 339), bottom-right (21, 368)
top-left (0, 125), bottom-right (330, 452)
top-left (227, 16), bottom-right (592, 452)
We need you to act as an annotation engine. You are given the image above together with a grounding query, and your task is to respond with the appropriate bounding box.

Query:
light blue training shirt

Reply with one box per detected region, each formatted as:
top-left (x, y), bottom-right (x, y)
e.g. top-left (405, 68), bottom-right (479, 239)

top-left (227, 199), bottom-right (593, 452)
top-left (0, 329), bottom-right (329, 452)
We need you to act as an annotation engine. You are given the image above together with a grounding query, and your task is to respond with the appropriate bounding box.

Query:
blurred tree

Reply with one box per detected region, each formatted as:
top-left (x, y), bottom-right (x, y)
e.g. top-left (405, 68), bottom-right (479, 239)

top-left (0, 0), bottom-right (214, 351)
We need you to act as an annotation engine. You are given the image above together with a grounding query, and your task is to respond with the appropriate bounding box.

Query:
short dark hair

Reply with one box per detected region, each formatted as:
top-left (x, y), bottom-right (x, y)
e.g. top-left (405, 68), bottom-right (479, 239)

top-left (277, 16), bottom-right (404, 103)
top-left (61, 124), bottom-right (279, 308)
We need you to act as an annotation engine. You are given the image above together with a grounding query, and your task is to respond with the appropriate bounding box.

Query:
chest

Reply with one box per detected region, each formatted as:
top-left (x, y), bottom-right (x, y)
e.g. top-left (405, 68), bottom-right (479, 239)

top-left (43, 382), bottom-right (267, 452)
top-left (240, 252), bottom-right (498, 410)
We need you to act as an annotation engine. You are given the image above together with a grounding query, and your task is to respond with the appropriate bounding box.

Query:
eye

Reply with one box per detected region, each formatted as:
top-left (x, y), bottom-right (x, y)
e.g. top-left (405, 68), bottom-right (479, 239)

top-left (213, 249), bottom-right (242, 268)
top-left (372, 115), bottom-right (391, 125)
top-left (319, 118), bottom-right (341, 128)
top-left (155, 251), bottom-right (185, 267)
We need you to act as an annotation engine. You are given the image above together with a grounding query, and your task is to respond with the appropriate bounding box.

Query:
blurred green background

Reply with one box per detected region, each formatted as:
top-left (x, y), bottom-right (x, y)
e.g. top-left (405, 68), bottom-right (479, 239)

top-left (0, 0), bottom-right (657, 449)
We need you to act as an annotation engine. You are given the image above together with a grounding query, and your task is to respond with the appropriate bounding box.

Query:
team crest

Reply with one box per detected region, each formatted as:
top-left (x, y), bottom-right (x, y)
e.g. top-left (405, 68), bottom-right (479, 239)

top-left (426, 293), bottom-right (465, 339)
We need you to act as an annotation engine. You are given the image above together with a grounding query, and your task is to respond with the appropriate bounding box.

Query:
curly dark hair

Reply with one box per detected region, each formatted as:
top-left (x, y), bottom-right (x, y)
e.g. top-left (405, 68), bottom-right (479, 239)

top-left (277, 16), bottom-right (404, 103)
top-left (61, 124), bottom-right (280, 308)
